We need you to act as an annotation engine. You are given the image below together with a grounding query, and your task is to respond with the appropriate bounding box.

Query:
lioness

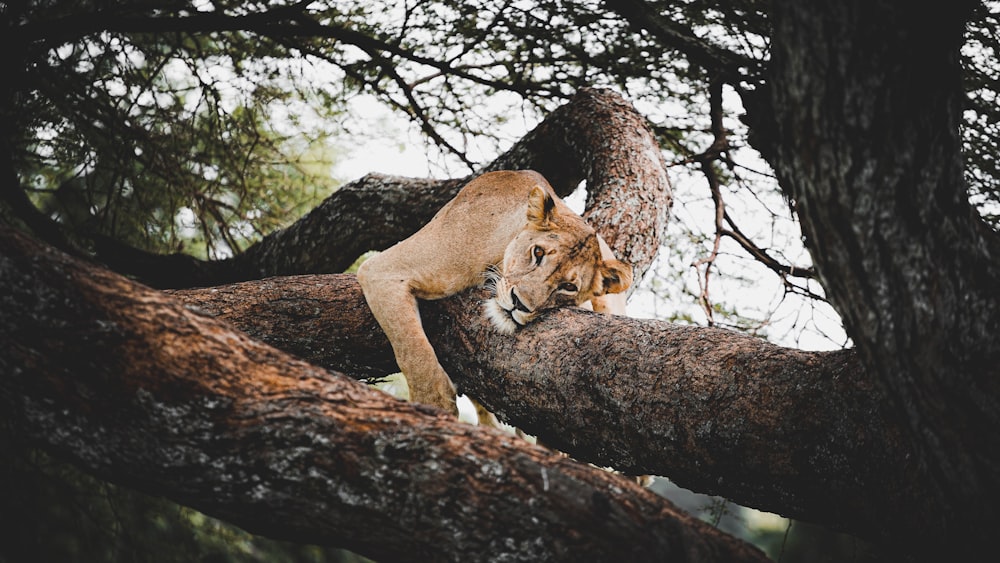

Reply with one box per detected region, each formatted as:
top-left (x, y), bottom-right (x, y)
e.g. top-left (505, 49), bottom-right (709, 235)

top-left (357, 170), bottom-right (632, 422)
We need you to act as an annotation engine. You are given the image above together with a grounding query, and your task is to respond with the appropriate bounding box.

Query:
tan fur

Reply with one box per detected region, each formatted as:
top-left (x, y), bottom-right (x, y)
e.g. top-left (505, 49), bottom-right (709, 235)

top-left (357, 170), bottom-right (632, 420)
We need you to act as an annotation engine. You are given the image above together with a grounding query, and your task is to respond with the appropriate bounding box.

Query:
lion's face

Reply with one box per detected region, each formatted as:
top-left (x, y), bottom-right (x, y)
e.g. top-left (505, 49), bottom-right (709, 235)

top-left (484, 186), bottom-right (632, 334)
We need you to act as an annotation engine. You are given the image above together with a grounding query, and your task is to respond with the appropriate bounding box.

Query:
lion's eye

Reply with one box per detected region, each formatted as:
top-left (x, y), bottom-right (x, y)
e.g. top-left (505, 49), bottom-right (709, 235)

top-left (532, 245), bottom-right (545, 264)
top-left (559, 282), bottom-right (578, 293)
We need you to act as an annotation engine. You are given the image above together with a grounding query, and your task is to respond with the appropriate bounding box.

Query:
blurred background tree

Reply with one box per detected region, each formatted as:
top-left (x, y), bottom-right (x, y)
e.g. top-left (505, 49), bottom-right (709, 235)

top-left (4, 0), bottom-right (344, 259)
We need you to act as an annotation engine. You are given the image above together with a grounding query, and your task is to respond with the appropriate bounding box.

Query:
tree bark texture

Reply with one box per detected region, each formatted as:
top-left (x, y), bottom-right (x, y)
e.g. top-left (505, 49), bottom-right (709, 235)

top-left (0, 227), bottom-right (765, 563)
top-left (764, 0), bottom-right (1000, 553)
top-left (103, 88), bottom-right (670, 291)
top-left (170, 273), bottom-right (933, 548)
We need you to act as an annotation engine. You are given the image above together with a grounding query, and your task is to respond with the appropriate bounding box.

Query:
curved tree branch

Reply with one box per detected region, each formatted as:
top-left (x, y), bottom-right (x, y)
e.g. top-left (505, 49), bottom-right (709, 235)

top-left (0, 226), bottom-right (765, 563)
top-left (170, 273), bottom-right (926, 549)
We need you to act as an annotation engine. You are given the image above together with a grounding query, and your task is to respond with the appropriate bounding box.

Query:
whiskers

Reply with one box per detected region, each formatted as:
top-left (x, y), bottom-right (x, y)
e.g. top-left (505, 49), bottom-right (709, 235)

top-left (482, 265), bottom-right (503, 295)
top-left (481, 265), bottom-right (519, 334)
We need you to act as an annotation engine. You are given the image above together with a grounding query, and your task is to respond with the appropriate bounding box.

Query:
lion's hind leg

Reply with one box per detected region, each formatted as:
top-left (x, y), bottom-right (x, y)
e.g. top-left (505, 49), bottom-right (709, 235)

top-left (470, 398), bottom-right (503, 429)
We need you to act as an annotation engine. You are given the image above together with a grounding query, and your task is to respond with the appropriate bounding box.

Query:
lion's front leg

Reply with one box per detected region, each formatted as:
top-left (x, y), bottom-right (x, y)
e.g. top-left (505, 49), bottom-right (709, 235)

top-left (357, 265), bottom-right (459, 416)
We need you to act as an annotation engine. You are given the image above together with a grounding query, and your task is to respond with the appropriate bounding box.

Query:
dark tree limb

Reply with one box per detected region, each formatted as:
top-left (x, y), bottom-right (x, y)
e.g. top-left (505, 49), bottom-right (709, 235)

top-left (761, 0), bottom-right (1000, 555)
top-left (83, 88), bottom-right (670, 290)
top-left (170, 273), bottom-right (927, 549)
top-left (0, 227), bottom-right (765, 563)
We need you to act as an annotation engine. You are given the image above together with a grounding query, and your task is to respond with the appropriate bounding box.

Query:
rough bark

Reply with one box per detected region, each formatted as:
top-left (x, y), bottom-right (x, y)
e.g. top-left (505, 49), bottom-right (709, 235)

top-left (170, 273), bottom-right (926, 548)
top-left (759, 0), bottom-right (1000, 554)
top-left (0, 227), bottom-right (765, 563)
top-left (100, 88), bottom-right (670, 290)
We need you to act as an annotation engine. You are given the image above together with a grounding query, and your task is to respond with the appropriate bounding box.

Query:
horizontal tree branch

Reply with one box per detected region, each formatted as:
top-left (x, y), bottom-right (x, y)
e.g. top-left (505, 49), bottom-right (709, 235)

top-left (0, 226), bottom-right (766, 562)
top-left (172, 273), bottom-right (928, 548)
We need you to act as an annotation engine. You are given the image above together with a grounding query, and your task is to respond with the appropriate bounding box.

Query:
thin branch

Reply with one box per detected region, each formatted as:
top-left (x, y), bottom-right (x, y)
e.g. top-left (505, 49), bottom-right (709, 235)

top-left (719, 218), bottom-right (816, 279)
top-left (364, 46), bottom-right (477, 169)
top-left (691, 77), bottom-right (727, 325)
top-left (604, 0), bottom-right (758, 82)
top-left (18, 6), bottom-right (559, 99)
top-left (678, 75), bottom-right (816, 289)
top-left (277, 37), bottom-right (475, 168)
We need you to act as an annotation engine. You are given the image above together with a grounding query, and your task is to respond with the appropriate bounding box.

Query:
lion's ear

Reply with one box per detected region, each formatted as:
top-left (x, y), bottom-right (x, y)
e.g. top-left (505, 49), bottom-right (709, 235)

top-left (598, 259), bottom-right (633, 295)
top-left (526, 185), bottom-right (555, 229)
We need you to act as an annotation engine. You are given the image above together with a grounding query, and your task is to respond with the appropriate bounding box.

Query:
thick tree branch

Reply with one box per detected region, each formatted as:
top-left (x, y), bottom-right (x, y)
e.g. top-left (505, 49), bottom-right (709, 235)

top-left (0, 226), bottom-right (765, 563)
top-left (171, 274), bottom-right (928, 549)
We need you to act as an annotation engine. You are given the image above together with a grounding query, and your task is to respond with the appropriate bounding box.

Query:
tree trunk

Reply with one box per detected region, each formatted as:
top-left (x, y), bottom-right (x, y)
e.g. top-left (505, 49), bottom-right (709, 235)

top-left (96, 88), bottom-right (670, 290)
top-left (762, 0), bottom-right (1000, 554)
top-left (0, 227), bottom-right (765, 563)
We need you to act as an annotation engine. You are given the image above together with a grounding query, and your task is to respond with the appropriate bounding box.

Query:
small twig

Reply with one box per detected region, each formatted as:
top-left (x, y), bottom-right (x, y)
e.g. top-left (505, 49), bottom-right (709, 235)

top-left (720, 219), bottom-right (816, 279)
top-left (691, 77), bottom-right (727, 326)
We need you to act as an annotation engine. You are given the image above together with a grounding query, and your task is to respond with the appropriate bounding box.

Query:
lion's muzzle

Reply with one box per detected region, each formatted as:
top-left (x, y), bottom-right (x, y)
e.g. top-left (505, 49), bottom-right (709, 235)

top-left (483, 277), bottom-right (538, 334)
top-left (510, 289), bottom-right (531, 313)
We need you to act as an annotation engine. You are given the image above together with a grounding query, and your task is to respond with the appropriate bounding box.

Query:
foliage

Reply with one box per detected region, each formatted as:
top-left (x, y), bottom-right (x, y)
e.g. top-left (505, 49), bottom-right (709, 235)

top-left (7, 0), bottom-right (343, 257)
top-left (963, 2), bottom-right (1000, 226)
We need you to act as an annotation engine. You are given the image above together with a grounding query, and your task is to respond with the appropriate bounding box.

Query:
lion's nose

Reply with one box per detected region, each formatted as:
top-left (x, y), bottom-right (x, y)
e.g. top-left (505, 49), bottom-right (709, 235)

top-left (510, 289), bottom-right (530, 312)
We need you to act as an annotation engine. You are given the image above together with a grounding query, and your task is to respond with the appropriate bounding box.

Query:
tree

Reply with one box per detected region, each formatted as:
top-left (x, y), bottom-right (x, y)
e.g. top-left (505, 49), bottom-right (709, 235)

top-left (2, 0), bottom-right (999, 560)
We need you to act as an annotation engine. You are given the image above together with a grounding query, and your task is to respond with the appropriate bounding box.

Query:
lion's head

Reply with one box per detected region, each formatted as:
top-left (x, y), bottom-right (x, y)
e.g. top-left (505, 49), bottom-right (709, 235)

top-left (484, 185), bottom-right (633, 334)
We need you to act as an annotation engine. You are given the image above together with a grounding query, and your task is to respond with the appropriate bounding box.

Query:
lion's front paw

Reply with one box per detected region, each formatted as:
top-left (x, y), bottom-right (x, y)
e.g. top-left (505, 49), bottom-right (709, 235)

top-left (407, 368), bottom-right (459, 417)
